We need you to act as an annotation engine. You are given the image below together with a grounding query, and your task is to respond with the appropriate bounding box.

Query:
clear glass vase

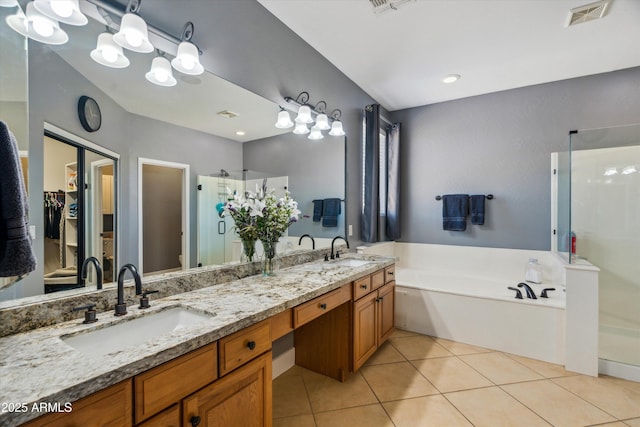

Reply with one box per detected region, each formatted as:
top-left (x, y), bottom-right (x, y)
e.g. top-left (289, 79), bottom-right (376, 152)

top-left (240, 238), bottom-right (257, 263)
top-left (261, 239), bottom-right (279, 276)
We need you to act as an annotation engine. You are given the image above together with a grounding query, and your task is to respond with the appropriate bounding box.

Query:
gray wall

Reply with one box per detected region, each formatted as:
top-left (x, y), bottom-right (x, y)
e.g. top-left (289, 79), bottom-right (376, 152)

top-left (243, 133), bottom-right (346, 239)
top-left (391, 67), bottom-right (640, 250)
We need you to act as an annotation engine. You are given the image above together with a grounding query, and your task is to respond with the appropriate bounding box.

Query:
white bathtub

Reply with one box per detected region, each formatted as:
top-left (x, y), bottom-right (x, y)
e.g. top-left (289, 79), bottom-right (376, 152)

top-left (361, 243), bottom-right (567, 365)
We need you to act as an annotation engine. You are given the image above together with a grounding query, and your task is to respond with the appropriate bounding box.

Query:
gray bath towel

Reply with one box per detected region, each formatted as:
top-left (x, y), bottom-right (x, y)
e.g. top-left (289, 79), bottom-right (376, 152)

top-left (0, 121), bottom-right (37, 278)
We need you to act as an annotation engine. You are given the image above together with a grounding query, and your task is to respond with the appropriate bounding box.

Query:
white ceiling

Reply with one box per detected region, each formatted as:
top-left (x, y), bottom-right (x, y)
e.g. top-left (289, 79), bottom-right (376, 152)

top-left (258, 0), bottom-right (640, 112)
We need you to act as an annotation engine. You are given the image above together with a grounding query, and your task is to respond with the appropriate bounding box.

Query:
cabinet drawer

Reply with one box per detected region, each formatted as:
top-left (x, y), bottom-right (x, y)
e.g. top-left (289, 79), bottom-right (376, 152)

top-left (134, 342), bottom-right (218, 424)
top-left (371, 270), bottom-right (385, 291)
top-left (294, 284), bottom-right (351, 328)
top-left (271, 309), bottom-right (293, 341)
top-left (353, 275), bottom-right (372, 300)
top-left (23, 379), bottom-right (132, 427)
top-left (385, 265), bottom-right (395, 283)
top-left (219, 319), bottom-right (271, 376)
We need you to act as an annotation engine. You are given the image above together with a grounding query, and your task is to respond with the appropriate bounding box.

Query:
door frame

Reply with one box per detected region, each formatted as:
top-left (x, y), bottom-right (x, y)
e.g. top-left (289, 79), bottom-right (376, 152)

top-left (138, 157), bottom-right (190, 276)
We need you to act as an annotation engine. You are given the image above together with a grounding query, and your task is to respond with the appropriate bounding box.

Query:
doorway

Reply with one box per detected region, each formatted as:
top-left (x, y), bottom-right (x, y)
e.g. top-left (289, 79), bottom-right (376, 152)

top-left (138, 158), bottom-right (189, 276)
top-left (42, 128), bottom-right (118, 292)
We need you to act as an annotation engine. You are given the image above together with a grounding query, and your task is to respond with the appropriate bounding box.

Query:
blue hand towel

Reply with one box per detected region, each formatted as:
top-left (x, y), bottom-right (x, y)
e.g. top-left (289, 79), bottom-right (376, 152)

top-left (312, 199), bottom-right (323, 222)
top-left (470, 195), bottom-right (485, 225)
top-left (442, 194), bottom-right (469, 231)
top-left (322, 198), bottom-right (341, 227)
top-left (0, 121), bottom-right (37, 278)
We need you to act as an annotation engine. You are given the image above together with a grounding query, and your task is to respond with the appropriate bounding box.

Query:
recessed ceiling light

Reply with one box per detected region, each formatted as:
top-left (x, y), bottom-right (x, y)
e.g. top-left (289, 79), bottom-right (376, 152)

top-left (235, 131), bottom-right (245, 136)
top-left (443, 74), bottom-right (460, 84)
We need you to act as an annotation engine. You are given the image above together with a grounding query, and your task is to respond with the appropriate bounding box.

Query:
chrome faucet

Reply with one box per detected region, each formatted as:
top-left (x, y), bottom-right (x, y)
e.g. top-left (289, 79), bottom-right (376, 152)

top-left (298, 234), bottom-right (315, 249)
top-left (81, 256), bottom-right (103, 290)
top-left (115, 264), bottom-right (142, 316)
top-left (517, 282), bottom-right (537, 299)
top-left (330, 236), bottom-right (349, 260)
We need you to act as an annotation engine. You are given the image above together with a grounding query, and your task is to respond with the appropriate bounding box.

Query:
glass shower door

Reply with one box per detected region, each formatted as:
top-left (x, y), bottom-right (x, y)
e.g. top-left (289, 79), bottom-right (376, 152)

top-left (569, 124), bottom-right (640, 369)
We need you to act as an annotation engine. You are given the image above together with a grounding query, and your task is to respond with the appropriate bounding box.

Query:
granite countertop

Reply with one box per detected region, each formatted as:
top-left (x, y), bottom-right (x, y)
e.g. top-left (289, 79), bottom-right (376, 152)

top-left (0, 254), bottom-right (394, 425)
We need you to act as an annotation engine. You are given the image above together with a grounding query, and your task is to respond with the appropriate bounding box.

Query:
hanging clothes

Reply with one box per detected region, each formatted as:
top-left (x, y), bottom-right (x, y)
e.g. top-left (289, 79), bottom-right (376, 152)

top-left (44, 192), bottom-right (64, 239)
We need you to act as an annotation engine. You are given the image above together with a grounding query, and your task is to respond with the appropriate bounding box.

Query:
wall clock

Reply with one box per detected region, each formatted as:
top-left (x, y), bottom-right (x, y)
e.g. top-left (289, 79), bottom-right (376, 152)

top-left (78, 95), bottom-right (101, 132)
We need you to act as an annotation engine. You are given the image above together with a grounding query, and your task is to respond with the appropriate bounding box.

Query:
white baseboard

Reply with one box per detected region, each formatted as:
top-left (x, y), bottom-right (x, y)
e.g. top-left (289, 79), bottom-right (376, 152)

top-left (272, 347), bottom-right (295, 379)
top-left (599, 358), bottom-right (640, 382)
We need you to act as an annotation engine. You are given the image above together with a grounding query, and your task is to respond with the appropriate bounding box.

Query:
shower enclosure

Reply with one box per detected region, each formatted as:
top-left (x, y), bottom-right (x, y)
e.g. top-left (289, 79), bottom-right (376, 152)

top-left (556, 123), bottom-right (640, 376)
top-left (197, 172), bottom-right (289, 267)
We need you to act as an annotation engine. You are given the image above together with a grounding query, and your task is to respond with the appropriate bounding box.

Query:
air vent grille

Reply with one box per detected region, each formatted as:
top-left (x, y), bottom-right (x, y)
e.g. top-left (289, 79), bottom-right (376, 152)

top-left (217, 110), bottom-right (238, 119)
top-left (566, 0), bottom-right (611, 27)
top-left (369, 0), bottom-right (414, 14)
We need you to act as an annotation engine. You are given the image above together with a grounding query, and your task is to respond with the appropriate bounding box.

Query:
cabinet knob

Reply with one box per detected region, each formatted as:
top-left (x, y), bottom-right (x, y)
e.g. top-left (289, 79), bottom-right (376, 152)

top-left (388, 271), bottom-right (394, 276)
top-left (190, 415), bottom-right (201, 427)
top-left (247, 340), bottom-right (256, 350)
top-left (360, 284), bottom-right (367, 289)
top-left (320, 303), bottom-right (327, 310)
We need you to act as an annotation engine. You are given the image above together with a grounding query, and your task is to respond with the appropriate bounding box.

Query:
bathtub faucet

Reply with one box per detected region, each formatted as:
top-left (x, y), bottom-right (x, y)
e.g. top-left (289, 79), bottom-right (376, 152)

top-left (517, 282), bottom-right (537, 299)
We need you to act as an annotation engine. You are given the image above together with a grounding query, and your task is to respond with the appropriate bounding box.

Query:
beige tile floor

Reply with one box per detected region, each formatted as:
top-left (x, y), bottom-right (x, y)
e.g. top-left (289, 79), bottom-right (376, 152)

top-left (273, 330), bottom-right (640, 427)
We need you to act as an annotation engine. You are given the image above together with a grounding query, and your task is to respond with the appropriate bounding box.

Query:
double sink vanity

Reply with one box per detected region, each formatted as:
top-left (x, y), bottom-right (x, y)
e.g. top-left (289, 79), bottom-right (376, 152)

top-left (0, 253), bottom-right (395, 426)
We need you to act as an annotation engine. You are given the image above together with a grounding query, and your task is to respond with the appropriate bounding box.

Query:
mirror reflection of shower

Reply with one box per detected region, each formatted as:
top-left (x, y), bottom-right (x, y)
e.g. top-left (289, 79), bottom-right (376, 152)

top-left (197, 170), bottom-right (289, 267)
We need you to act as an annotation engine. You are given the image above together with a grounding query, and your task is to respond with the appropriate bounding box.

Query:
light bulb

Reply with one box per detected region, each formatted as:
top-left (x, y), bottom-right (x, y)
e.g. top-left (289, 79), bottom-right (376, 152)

top-left (275, 110), bottom-right (294, 129)
top-left (293, 122), bottom-right (309, 135)
top-left (308, 124), bottom-right (324, 140)
top-left (50, 0), bottom-right (73, 17)
top-left (32, 17), bottom-right (54, 36)
top-left (180, 56), bottom-right (195, 70)
top-left (125, 30), bottom-right (142, 47)
top-left (155, 70), bottom-right (168, 83)
top-left (101, 47), bottom-right (118, 63)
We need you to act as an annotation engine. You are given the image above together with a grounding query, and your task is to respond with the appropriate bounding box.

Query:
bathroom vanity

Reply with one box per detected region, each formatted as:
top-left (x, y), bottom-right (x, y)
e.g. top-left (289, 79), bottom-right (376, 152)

top-left (1, 255), bottom-right (395, 426)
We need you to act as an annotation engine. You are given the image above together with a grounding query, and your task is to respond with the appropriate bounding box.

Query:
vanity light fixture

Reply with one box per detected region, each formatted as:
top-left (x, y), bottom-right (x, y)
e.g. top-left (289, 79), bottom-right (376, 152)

top-left (278, 91), bottom-right (345, 138)
top-left (308, 124), bottom-right (324, 140)
top-left (171, 22), bottom-right (203, 75)
top-left (90, 31), bottom-right (130, 68)
top-left (293, 121), bottom-right (310, 135)
top-left (443, 74), bottom-right (461, 84)
top-left (145, 53), bottom-right (177, 87)
top-left (113, 0), bottom-right (153, 53)
top-left (33, 0), bottom-right (87, 26)
top-left (0, 0), bottom-right (19, 7)
top-left (275, 108), bottom-right (294, 129)
top-left (328, 109), bottom-right (346, 136)
top-left (6, 1), bottom-right (69, 45)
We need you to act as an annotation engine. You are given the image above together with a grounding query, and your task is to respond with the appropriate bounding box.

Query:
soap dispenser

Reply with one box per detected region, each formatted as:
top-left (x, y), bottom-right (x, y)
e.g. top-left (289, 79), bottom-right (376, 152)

top-left (525, 258), bottom-right (543, 284)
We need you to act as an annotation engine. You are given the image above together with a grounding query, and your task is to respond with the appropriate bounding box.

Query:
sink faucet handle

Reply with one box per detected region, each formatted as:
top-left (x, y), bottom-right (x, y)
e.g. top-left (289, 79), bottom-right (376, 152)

top-left (507, 287), bottom-right (523, 299)
top-left (540, 288), bottom-right (556, 298)
top-left (139, 290), bottom-right (159, 309)
top-left (72, 304), bottom-right (98, 324)
top-left (335, 250), bottom-right (341, 258)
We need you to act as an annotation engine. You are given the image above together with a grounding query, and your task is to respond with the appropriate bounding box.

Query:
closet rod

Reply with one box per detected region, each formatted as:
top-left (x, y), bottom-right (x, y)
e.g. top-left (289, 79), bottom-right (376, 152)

top-left (435, 194), bottom-right (494, 201)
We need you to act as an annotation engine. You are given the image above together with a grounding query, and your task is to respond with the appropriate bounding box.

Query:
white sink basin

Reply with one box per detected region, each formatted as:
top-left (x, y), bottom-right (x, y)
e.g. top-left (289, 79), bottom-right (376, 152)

top-left (61, 307), bottom-right (213, 356)
top-left (332, 259), bottom-right (372, 267)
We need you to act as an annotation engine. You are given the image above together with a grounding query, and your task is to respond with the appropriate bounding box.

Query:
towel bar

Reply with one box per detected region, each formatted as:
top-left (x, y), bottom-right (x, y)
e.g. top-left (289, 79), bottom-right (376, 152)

top-left (435, 194), bottom-right (493, 201)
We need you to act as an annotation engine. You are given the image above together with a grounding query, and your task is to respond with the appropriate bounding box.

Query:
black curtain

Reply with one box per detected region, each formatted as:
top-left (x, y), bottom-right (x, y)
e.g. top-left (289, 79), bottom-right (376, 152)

top-left (386, 123), bottom-right (401, 240)
top-left (362, 104), bottom-right (380, 242)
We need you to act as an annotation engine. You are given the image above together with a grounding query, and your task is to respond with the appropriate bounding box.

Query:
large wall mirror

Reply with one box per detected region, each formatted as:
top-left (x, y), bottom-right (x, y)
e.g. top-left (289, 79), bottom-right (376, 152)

top-left (0, 0), bottom-right (346, 304)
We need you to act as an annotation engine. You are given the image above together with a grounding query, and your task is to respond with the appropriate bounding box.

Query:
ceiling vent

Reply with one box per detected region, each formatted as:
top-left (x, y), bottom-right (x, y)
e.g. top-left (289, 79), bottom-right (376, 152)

top-left (565, 0), bottom-right (611, 27)
top-left (369, 0), bottom-right (414, 14)
top-left (217, 110), bottom-right (238, 119)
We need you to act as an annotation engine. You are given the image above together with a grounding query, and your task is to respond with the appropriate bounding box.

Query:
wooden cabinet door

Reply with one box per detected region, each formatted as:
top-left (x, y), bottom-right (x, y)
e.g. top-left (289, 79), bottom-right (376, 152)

top-left (22, 380), bottom-right (132, 427)
top-left (353, 292), bottom-right (378, 372)
top-left (377, 282), bottom-right (395, 345)
top-left (182, 352), bottom-right (272, 427)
